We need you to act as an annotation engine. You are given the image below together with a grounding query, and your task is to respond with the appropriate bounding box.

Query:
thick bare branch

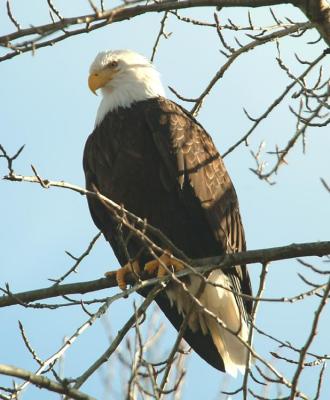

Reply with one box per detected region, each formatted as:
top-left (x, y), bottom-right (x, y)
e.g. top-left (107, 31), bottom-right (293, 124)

top-left (1, 0), bottom-right (329, 62)
top-left (1, 241), bottom-right (329, 308)
top-left (0, 364), bottom-right (94, 400)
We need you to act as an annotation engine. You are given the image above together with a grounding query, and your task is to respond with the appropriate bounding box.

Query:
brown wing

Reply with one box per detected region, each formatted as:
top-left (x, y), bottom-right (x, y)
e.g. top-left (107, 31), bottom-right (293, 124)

top-left (144, 98), bottom-right (252, 318)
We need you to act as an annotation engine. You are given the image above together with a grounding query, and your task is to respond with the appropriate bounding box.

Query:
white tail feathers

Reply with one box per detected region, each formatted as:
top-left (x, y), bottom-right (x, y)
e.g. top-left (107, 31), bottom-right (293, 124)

top-left (203, 270), bottom-right (250, 376)
top-left (166, 270), bottom-right (250, 376)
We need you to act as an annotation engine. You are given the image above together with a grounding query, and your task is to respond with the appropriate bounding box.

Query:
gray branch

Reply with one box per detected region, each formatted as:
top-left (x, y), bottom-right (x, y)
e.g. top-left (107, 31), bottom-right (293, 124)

top-left (1, 0), bottom-right (329, 62)
top-left (1, 240), bottom-right (329, 308)
top-left (0, 364), bottom-right (94, 400)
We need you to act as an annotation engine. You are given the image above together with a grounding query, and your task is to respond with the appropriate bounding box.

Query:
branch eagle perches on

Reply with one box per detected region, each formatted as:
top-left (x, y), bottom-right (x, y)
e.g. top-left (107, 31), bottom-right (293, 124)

top-left (0, 165), bottom-right (329, 308)
top-left (0, 241), bottom-right (329, 308)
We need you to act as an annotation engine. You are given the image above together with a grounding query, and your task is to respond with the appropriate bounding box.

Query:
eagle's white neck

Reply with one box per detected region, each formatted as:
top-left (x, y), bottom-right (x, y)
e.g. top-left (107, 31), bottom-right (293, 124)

top-left (95, 64), bottom-right (165, 126)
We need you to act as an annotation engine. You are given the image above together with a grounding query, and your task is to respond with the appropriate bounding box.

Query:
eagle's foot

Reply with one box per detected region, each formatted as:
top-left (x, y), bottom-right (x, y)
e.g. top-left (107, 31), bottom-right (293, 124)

top-left (104, 260), bottom-right (140, 291)
top-left (144, 252), bottom-right (185, 278)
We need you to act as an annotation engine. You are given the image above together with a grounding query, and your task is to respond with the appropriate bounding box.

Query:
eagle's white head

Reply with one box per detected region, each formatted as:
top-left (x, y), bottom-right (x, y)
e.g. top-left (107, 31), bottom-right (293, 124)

top-left (88, 50), bottom-right (165, 125)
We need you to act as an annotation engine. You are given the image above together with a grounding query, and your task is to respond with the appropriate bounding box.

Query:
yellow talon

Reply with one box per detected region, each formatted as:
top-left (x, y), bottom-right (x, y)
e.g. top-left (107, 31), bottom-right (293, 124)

top-left (145, 252), bottom-right (185, 278)
top-left (104, 260), bottom-right (140, 291)
top-left (104, 253), bottom-right (184, 291)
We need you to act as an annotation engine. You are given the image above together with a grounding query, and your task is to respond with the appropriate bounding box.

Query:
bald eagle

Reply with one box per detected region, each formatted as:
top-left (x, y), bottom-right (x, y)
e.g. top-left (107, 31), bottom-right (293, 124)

top-left (83, 50), bottom-right (252, 375)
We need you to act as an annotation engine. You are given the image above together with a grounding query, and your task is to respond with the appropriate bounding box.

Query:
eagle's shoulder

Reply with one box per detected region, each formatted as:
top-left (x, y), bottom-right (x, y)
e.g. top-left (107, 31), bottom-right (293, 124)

top-left (145, 97), bottom-right (235, 200)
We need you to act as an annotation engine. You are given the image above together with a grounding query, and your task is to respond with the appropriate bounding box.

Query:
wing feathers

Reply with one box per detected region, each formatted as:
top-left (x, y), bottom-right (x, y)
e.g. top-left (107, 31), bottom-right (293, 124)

top-left (145, 98), bottom-right (252, 372)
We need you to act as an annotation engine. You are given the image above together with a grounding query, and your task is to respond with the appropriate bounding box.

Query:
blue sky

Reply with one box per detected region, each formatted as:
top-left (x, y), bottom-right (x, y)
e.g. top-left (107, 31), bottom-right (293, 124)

top-left (1, 2), bottom-right (330, 399)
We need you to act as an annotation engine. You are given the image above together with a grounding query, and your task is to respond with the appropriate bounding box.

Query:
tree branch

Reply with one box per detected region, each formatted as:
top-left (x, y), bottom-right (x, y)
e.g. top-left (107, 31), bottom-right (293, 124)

top-left (0, 0), bottom-right (289, 45)
top-left (1, 240), bottom-right (329, 308)
top-left (289, 277), bottom-right (330, 398)
top-left (190, 21), bottom-right (312, 116)
top-left (72, 285), bottom-right (164, 390)
top-left (0, 364), bottom-right (94, 400)
top-left (1, 0), bottom-right (329, 62)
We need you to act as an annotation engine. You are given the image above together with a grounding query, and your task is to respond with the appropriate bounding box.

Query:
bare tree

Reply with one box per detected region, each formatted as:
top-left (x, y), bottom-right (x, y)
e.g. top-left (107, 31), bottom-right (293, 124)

top-left (1, 0), bottom-right (330, 399)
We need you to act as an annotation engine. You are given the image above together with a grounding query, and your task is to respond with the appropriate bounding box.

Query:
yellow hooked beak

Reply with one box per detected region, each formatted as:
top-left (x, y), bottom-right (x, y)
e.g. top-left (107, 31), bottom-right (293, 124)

top-left (88, 69), bottom-right (118, 95)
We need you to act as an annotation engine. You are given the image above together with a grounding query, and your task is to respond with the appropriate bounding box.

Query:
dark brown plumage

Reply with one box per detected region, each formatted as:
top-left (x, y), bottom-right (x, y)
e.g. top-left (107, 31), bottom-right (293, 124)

top-left (83, 96), bottom-right (252, 372)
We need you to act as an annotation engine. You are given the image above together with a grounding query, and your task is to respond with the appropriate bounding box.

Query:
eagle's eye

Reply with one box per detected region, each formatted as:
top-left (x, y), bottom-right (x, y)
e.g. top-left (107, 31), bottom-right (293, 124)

top-left (108, 60), bottom-right (118, 68)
